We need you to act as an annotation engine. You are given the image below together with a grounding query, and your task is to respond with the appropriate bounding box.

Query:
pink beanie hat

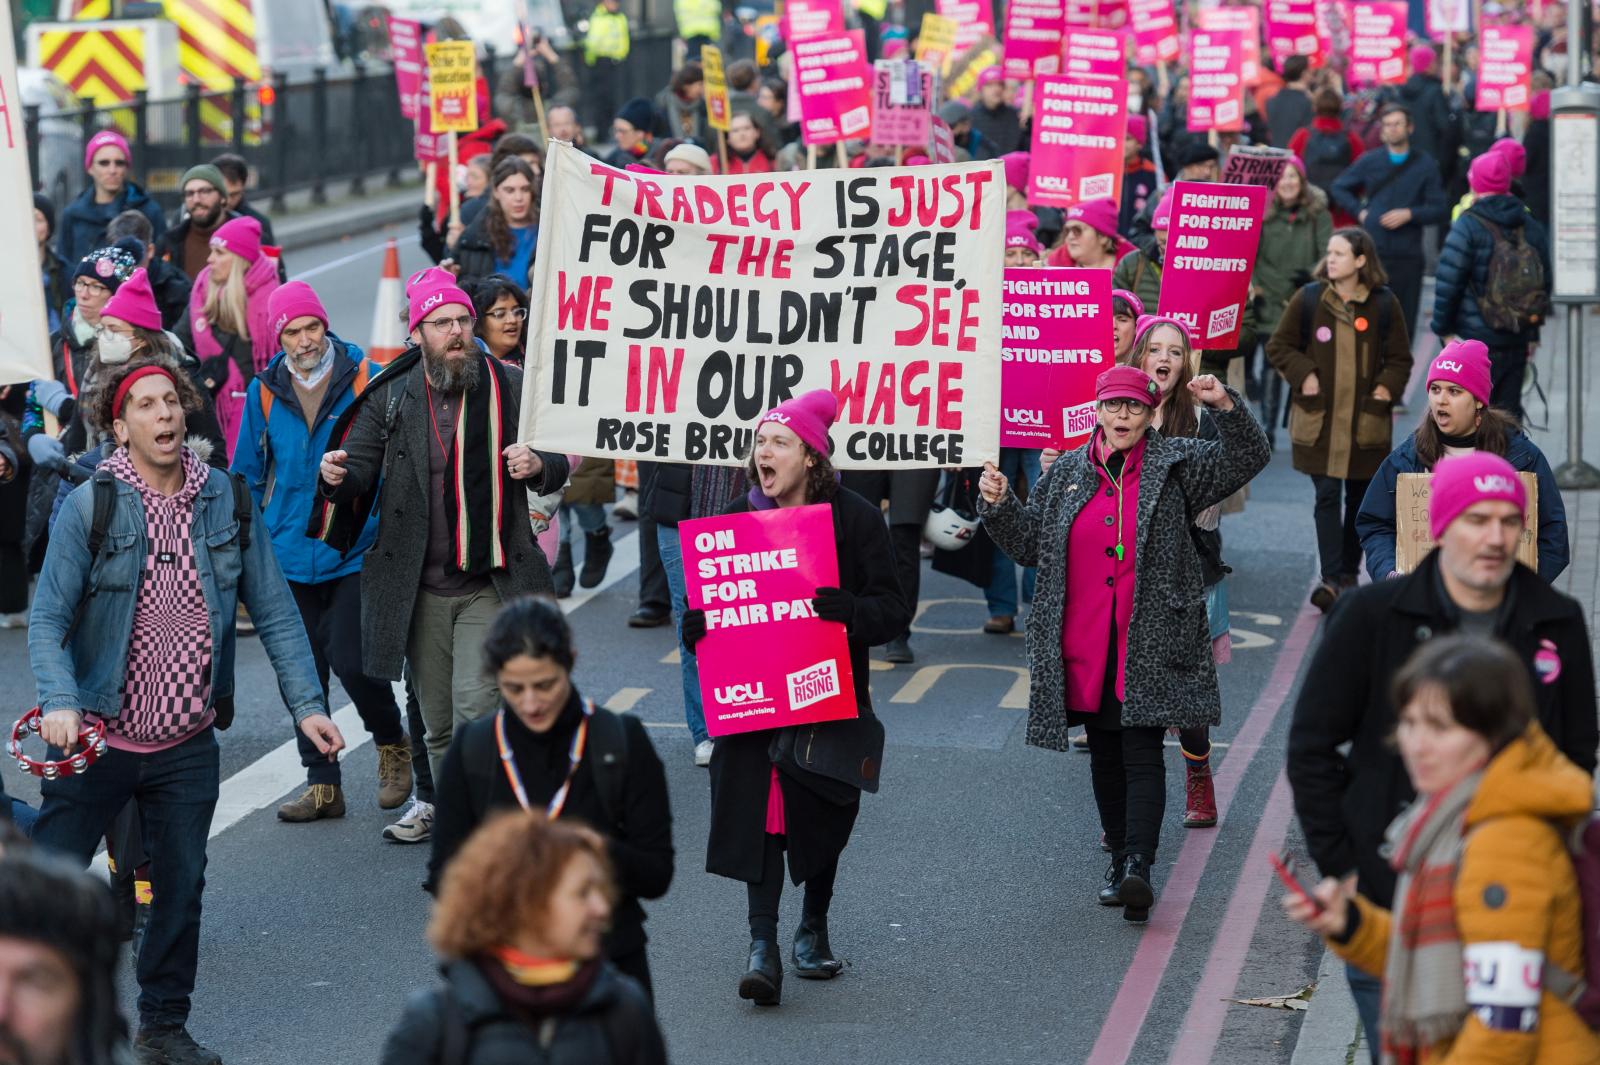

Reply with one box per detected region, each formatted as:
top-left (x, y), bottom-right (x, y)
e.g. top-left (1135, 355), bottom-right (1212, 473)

top-left (756, 388), bottom-right (837, 456)
top-left (1068, 197), bottom-right (1120, 241)
top-left (268, 281), bottom-right (330, 343)
top-left (408, 279), bottom-right (476, 333)
top-left (1096, 364), bottom-right (1161, 405)
top-left (1133, 313), bottom-right (1196, 347)
top-left (978, 66), bottom-right (1002, 87)
top-left (100, 268), bottom-right (163, 332)
top-left (1429, 452), bottom-right (1526, 540)
top-left (84, 129), bottom-right (130, 171)
top-left (1152, 186), bottom-right (1176, 231)
top-left (406, 267), bottom-right (457, 294)
top-left (1409, 43), bottom-right (1436, 74)
top-left (210, 216), bottom-right (262, 264)
top-left (1112, 289), bottom-right (1145, 317)
top-left (1126, 113), bottom-right (1148, 145)
top-left (1428, 339), bottom-right (1492, 408)
top-left (1490, 137), bottom-right (1527, 178)
top-left (1468, 151), bottom-right (1513, 196)
top-left (1001, 151), bottom-right (1031, 192)
top-left (1006, 209), bottom-right (1042, 253)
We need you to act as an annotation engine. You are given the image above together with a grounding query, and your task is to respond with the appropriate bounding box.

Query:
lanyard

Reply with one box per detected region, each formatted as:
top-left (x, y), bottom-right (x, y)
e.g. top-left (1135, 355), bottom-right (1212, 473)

top-left (1095, 431), bottom-right (1129, 562)
top-left (424, 379), bottom-right (455, 467)
top-left (494, 699), bottom-right (593, 819)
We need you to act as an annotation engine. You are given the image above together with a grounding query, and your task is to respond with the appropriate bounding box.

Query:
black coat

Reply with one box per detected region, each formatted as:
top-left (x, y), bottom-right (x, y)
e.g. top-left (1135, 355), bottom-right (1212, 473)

top-left (704, 486), bottom-right (911, 884)
top-left (380, 960), bottom-right (666, 1065)
top-left (1286, 551), bottom-right (1597, 907)
top-left (449, 213), bottom-right (505, 288)
top-left (148, 257), bottom-right (194, 330)
top-left (1396, 73), bottom-right (1452, 169)
top-left (643, 462), bottom-right (692, 527)
top-left (426, 692), bottom-right (674, 960)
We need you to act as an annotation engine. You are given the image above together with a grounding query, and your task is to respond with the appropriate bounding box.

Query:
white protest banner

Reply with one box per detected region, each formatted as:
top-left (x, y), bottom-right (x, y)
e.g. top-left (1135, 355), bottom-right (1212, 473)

top-left (520, 143), bottom-right (1005, 469)
top-left (0, 8), bottom-right (57, 387)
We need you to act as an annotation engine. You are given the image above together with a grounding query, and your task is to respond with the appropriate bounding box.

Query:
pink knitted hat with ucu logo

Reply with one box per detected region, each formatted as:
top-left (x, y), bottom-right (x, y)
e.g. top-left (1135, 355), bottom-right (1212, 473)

top-left (756, 389), bottom-right (837, 456)
top-left (1428, 339), bottom-right (1492, 407)
top-left (1429, 452), bottom-right (1526, 539)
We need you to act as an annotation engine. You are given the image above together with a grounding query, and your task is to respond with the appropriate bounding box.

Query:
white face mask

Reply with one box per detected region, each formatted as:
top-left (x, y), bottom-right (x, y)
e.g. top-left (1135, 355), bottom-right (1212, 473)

top-left (1128, 93), bottom-right (1144, 114)
top-left (97, 328), bottom-right (136, 365)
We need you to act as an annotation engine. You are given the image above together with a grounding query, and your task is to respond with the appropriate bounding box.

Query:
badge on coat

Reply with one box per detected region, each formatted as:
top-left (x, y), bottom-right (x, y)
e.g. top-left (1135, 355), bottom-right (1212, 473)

top-left (1534, 639), bottom-right (1562, 685)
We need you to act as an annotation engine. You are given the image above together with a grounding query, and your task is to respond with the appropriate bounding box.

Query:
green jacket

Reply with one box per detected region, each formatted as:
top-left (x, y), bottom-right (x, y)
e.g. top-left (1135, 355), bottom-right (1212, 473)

top-left (1251, 188), bottom-right (1333, 339)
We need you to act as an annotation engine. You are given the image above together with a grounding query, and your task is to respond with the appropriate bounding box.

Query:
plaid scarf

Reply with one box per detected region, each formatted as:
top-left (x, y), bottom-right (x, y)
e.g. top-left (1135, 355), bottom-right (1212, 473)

top-left (431, 353), bottom-right (513, 575)
top-left (1379, 769), bottom-right (1484, 1064)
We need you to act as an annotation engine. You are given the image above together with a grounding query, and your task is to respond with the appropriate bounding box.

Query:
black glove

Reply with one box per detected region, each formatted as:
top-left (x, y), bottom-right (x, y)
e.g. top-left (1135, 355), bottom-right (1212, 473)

top-left (812, 586), bottom-right (855, 627)
top-left (681, 608), bottom-right (707, 654)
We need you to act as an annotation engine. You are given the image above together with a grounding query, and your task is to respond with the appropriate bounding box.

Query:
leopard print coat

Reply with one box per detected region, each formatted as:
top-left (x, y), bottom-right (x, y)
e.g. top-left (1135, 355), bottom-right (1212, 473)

top-left (978, 389), bottom-right (1270, 749)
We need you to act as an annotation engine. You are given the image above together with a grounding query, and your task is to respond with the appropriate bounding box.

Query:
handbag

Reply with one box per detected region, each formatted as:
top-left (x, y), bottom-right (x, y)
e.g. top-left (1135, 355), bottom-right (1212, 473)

top-left (930, 470), bottom-right (996, 588)
top-left (768, 711), bottom-right (886, 804)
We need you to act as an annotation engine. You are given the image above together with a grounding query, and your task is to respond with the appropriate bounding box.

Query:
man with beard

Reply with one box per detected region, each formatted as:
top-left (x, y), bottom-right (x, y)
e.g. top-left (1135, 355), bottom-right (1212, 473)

top-left (232, 282), bottom-right (414, 824)
top-left (154, 165), bottom-right (237, 282)
top-left (0, 846), bottom-right (130, 1065)
top-left (315, 270), bottom-right (567, 802)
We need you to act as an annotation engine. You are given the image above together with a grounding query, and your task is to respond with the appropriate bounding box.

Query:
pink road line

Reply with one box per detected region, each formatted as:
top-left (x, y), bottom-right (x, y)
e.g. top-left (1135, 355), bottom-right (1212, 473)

top-left (1163, 771), bottom-right (1297, 1064)
top-left (1082, 603), bottom-right (1320, 1065)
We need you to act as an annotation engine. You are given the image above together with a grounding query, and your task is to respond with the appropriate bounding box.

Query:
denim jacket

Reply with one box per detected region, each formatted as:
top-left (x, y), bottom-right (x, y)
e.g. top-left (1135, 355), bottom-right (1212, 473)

top-left (29, 461), bottom-right (326, 724)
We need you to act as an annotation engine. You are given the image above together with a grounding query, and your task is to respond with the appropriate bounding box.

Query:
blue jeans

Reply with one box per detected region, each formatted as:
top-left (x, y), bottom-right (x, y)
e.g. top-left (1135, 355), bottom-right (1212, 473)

top-left (1346, 963), bottom-right (1381, 1065)
top-left (34, 727), bottom-right (220, 1029)
top-left (559, 502), bottom-right (607, 544)
top-left (656, 523), bottom-right (709, 744)
top-left (985, 449), bottom-right (1042, 616)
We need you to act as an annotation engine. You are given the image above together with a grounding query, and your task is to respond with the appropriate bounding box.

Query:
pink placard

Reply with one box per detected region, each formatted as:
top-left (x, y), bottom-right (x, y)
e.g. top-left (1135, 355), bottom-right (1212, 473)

top-left (1157, 181), bottom-right (1268, 350)
top-left (794, 30), bottom-right (873, 145)
top-left (1129, 0), bottom-right (1180, 62)
top-left (1196, 7), bottom-right (1261, 85)
top-left (784, 0), bottom-right (846, 42)
top-left (1060, 27), bottom-right (1128, 80)
top-left (1028, 75), bottom-right (1128, 208)
top-left (1001, 268), bottom-right (1113, 449)
top-left (390, 17), bottom-right (424, 120)
top-left (930, 116), bottom-right (958, 162)
top-left (1004, 0), bottom-right (1068, 78)
top-left (937, 0), bottom-right (999, 53)
top-left (681, 506), bottom-right (858, 738)
top-left (413, 77), bottom-right (448, 163)
top-left (1265, 0), bottom-right (1321, 64)
top-left (1315, 0), bottom-right (1350, 65)
top-left (871, 60), bottom-right (936, 146)
top-left (1063, 0), bottom-right (1121, 26)
top-left (1349, 2), bottom-right (1407, 85)
top-left (1478, 25), bottom-right (1535, 111)
top-left (1426, 0), bottom-right (1469, 38)
top-left (1187, 30), bottom-right (1245, 131)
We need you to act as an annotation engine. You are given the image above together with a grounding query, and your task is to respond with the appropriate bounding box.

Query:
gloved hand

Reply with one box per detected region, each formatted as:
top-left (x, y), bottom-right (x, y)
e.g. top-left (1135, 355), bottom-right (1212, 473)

top-left (27, 433), bottom-right (65, 470)
top-left (681, 608), bottom-right (708, 654)
top-left (32, 378), bottom-right (71, 417)
top-left (813, 586), bottom-right (855, 627)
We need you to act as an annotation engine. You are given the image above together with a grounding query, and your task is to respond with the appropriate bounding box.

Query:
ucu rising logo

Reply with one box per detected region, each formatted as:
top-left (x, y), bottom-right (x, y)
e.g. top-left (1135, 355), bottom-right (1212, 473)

top-left (1435, 360), bottom-right (1463, 373)
top-left (714, 683), bottom-right (768, 706)
top-left (1005, 408), bottom-right (1045, 427)
top-left (1474, 475), bottom-right (1518, 494)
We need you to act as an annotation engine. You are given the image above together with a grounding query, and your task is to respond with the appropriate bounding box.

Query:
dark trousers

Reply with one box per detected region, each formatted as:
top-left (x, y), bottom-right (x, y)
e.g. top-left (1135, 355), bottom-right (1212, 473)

top-left (1309, 474), bottom-right (1370, 581)
top-left (637, 462), bottom-right (670, 613)
top-left (587, 58), bottom-right (622, 136)
top-left (34, 728), bottom-right (220, 1029)
top-left (612, 947), bottom-right (654, 1004)
top-left (0, 539), bottom-right (28, 613)
top-left (405, 667), bottom-right (434, 805)
top-left (289, 575), bottom-right (405, 786)
top-left (747, 833), bottom-right (840, 943)
top-left (1385, 254), bottom-right (1425, 345)
top-left (885, 524), bottom-right (921, 638)
top-left (1347, 964), bottom-right (1382, 1064)
top-left (1085, 724), bottom-right (1167, 860)
top-left (1487, 343), bottom-right (1529, 424)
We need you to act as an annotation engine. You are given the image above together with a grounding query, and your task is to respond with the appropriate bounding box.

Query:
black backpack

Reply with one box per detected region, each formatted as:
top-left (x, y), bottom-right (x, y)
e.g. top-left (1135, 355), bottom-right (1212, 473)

top-left (460, 702), bottom-right (631, 832)
top-left (1302, 128), bottom-right (1353, 195)
top-left (1476, 215), bottom-right (1552, 334)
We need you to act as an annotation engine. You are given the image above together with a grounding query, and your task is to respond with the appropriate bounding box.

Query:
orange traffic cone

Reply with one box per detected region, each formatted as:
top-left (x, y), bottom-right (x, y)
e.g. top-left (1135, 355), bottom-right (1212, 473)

top-left (369, 239), bottom-right (404, 364)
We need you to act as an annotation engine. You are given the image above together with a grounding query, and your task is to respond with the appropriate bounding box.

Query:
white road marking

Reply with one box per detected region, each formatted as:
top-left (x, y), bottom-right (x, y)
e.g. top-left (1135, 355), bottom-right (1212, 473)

top-left (606, 687), bottom-right (651, 712)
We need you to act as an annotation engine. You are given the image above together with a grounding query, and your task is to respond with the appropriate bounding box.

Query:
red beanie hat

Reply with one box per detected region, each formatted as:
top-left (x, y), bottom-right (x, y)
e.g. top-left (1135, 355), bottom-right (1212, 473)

top-left (1428, 339), bottom-right (1493, 408)
top-left (268, 282), bottom-right (330, 343)
top-left (210, 216), bottom-right (262, 264)
top-left (100, 268), bottom-right (163, 332)
top-left (1429, 452), bottom-right (1526, 540)
top-left (756, 388), bottom-right (837, 456)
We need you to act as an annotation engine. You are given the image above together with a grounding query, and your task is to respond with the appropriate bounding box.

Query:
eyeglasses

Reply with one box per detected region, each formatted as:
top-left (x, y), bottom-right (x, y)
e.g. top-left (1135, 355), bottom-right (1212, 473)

top-left (485, 307), bottom-right (528, 322)
top-left (1098, 399), bottom-right (1150, 414)
top-left (73, 278), bottom-right (110, 294)
top-left (421, 315), bottom-right (474, 334)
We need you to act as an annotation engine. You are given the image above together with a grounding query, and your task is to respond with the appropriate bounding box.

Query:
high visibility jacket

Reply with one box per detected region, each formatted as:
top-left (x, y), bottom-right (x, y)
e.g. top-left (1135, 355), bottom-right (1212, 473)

top-left (585, 6), bottom-right (631, 64)
top-left (854, 0), bottom-right (886, 19)
top-left (675, 0), bottom-right (721, 40)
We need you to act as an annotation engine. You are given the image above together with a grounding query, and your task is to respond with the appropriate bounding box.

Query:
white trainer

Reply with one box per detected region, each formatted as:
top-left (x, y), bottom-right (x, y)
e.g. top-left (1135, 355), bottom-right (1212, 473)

top-left (694, 740), bottom-right (715, 767)
top-left (382, 797), bottom-right (434, 843)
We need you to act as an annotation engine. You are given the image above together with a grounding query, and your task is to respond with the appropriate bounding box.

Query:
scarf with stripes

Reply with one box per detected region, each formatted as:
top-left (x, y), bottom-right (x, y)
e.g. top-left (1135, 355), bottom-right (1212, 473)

top-left (430, 352), bottom-right (513, 575)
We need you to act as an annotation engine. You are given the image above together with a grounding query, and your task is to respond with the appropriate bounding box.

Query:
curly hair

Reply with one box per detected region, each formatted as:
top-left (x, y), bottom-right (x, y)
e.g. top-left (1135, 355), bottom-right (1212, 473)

top-left (743, 441), bottom-right (839, 504)
top-left (87, 352), bottom-right (205, 434)
top-left (428, 810), bottom-right (615, 961)
top-left (485, 157), bottom-right (539, 262)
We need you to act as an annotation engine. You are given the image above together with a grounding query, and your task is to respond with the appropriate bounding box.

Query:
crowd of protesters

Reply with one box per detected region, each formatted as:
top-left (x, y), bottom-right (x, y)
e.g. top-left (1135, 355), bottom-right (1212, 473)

top-left (9, 0), bottom-right (1595, 1062)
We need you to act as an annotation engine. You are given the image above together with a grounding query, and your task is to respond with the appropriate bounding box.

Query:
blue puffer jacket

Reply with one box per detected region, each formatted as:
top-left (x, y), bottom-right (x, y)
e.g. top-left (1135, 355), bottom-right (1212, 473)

top-left (55, 180), bottom-right (167, 265)
top-left (1355, 429), bottom-right (1568, 582)
top-left (229, 335), bottom-right (382, 585)
top-left (1430, 194), bottom-right (1552, 347)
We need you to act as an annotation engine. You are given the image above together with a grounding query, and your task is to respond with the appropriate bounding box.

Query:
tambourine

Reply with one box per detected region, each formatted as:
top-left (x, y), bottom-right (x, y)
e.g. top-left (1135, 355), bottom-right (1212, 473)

top-left (6, 707), bottom-right (107, 779)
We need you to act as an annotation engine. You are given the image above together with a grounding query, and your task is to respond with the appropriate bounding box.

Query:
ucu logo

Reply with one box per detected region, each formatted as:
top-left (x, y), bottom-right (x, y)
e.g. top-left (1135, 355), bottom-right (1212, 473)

top-left (1474, 475), bottom-right (1517, 494)
top-left (420, 292), bottom-right (446, 313)
top-left (764, 412), bottom-right (792, 424)
top-left (1435, 360), bottom-right (1463, 373)
top-left (1005, 408), bottom-right (1045, 426)
top-left (714, 683), bottom-right (768, 705)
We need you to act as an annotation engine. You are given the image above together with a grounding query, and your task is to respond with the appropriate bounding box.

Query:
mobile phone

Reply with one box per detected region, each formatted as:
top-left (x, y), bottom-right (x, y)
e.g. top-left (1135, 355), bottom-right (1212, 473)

top-left (1269, 851), bottom-right (1324, 915)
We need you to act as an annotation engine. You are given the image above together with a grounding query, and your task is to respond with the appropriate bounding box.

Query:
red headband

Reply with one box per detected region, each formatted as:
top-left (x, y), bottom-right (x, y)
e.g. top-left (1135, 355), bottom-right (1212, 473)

top-left (113, 365), bottom-right (178, 418)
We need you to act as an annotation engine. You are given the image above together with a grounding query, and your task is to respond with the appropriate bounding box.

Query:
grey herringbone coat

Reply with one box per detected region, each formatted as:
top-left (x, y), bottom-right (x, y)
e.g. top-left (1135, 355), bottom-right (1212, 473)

top-left (979, 390), bottom-right (1269, 749)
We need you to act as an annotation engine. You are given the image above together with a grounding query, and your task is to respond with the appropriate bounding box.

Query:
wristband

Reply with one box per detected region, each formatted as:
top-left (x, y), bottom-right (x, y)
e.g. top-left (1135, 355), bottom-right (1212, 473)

top-left (7, 707), bottom-right (107, 779)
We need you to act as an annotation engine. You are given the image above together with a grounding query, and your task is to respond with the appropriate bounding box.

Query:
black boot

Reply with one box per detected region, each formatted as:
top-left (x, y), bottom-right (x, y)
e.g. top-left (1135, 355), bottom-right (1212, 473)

top-left (1119, 853), bottom-right (1155, 924)
top-left (1097, 857), bottom-right (1126, 907)
top-left (792, 915), bottom-right (844, 979)
top-left (738, 939), bottom-right (783, 1005)
top-left (580, 527), bottom-right (614, 589)
top-left (552, 542), bottom-right (575, 598)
